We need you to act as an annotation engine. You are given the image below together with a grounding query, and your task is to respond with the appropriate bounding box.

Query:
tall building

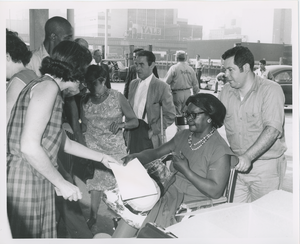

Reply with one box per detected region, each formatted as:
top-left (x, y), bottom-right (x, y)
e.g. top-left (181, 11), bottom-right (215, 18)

top-left (126, 9), bottom-right (202, 41)
top-left (272, 9), bottom-right (292, 44)
top-left (75, 9), bottom-right (202, 41)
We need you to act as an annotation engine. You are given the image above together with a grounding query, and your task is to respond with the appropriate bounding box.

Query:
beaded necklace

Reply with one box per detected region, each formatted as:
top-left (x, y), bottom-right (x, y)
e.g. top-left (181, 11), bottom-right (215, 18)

top-left (188, 127), bottom-right (216, 150)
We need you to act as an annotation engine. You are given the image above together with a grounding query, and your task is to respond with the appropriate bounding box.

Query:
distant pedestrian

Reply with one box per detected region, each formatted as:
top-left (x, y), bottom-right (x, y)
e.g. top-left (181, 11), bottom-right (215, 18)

top-left (92, 49), bottom-right (111, 89)
top-left (165, 50), bottom-right (199, 116)
top-left (195, 54), bottom-right (203, 87)
top-left (255, 59), bottom-right (274, 80)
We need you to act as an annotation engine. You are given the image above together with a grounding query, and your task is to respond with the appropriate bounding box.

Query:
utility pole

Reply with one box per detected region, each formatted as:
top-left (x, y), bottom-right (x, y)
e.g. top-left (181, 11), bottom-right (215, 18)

top-left (104, 9), bottom-right (108, 59)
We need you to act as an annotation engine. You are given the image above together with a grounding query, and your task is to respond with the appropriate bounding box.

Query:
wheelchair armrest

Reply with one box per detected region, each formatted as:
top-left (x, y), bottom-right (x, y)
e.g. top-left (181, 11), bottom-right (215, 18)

top-left (176, 196), bottom-right (228, 214)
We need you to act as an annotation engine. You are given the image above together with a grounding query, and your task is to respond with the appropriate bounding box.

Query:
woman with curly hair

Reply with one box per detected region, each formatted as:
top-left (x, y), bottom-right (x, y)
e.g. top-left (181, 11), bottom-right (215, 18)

top-left (6, 29), bottom-right (37, 125)
top-left (7, 40), bottom-right (118, 238)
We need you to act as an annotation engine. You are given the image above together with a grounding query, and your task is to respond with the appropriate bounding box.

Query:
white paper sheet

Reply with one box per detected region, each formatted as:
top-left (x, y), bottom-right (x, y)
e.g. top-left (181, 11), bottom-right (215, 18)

top-left (109, 158), bottom-right (158, 201)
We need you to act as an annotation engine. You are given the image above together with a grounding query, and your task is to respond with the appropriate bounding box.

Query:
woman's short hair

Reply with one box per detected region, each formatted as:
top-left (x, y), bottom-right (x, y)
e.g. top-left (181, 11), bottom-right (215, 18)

top-left (186, 93), bottom-right (226, 128)
top-left (84, 64), bottom-right (107, 94)
top-left (39, 40), bottom-right (92, 82)
top-left (6, 29), bottom-right (32, 66)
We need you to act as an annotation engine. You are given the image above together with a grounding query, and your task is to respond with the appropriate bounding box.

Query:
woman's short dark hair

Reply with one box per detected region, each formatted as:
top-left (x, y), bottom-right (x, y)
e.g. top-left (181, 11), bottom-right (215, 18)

top-left (39, 40), bottom-right (92, 82)
top-left (83, 65), bottom-right (107, 102)
top-left (6, 28), bottom-right (32, 66)
top-left (186, 93), bottom-right (226, 128)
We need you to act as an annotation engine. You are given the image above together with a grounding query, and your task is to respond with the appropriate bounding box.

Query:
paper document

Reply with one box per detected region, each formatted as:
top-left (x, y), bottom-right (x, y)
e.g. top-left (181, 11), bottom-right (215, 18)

top-left (109, 158), bottom-right (158, 201)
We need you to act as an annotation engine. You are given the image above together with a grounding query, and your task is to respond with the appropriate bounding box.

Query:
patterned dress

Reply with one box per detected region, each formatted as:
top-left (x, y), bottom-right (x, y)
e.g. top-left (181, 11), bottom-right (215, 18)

top-left (7, 76), bottom-right (63, 238)
top-left (84, 89), bottom-right (127, 191)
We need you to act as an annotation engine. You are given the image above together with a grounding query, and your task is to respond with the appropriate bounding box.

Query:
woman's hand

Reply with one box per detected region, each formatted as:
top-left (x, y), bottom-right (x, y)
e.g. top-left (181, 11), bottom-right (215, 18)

top-left (55, 180), bottom-right (82, 201)
top-left (101, 154), bottom-right (119, 168)
top-left (121, 154), bottom-right (137, 166)
top-left (172, 151), bottom-right (191, 175)
top-left (109, 121), bottom-right (125, 134)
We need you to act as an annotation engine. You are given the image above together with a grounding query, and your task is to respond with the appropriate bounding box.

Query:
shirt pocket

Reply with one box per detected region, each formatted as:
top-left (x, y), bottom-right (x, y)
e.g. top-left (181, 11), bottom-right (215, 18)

top-left (246, 112), bottom-right (261, 132)
top-left (224, 112), bottom-right (235, 135)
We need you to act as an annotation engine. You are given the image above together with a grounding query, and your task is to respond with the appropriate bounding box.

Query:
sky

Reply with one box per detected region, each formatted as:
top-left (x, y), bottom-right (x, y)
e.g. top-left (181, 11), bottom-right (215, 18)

top-left (177, 6), bottom-right (275, 42)
top-left (3, 1), bottom-right (295, 43)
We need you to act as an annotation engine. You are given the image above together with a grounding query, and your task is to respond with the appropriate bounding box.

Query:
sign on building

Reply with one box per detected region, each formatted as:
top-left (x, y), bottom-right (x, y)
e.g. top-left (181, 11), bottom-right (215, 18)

top-left (141, 25), bottom-right (162, 35)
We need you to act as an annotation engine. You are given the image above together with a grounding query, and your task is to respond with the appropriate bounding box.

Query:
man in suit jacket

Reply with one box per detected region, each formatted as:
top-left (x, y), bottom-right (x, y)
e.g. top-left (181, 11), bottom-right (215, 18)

top-left (123, 48), bottom-right (159, 99)
top-left (127, 50), bottom-right (176, 152)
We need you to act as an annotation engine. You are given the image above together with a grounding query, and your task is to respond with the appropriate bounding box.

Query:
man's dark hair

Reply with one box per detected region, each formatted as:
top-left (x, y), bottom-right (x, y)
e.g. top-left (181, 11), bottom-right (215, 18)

top-left (40, 40), bottom-right (91, 82)
top-left (135, 50), bottom-right (156, 66)
top-left (6, 28), bottom-right (32, 66)
top-left (221, 46), bottom-right (254, 72)
top-left (259, 59), bottom-right (266, 65)
top-left (44, 16), bottom-right (72, 38)
top-left (133, 48), bottom-right (143, 53)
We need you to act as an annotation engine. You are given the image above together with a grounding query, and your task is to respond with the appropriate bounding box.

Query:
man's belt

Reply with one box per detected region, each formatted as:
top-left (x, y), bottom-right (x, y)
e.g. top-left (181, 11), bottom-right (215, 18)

top-left (171, 87), bottom-right (191, 92)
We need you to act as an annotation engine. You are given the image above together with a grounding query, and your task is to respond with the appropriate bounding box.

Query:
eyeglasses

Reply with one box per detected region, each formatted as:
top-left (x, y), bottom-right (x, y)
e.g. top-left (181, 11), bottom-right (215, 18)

top-left (183, 111), bottom-right (206, 120)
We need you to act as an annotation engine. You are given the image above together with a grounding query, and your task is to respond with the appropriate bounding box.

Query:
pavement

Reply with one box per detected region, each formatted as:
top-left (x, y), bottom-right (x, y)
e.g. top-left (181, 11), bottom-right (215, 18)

top-left (57, 82), bottom-right (294, 238)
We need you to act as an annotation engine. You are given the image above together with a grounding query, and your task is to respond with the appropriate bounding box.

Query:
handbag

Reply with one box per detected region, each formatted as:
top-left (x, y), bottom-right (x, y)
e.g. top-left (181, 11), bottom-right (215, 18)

top-left (127, 119), bottom-right (153, 154)
top-left (72, 158), bottom-right (95, 183)
top-left (143, 153), bottom-right (177, 195)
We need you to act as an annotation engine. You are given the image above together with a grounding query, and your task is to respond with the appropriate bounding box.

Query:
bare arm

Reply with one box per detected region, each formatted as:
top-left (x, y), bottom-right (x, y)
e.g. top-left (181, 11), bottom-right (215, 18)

top-left (173, 152), bottom-right (231, 199)
top-left (122, 137), bottom-right (176, 166)
top-left (62, 134), bottom-right (119, 168)
top-left (20, 80), bottom-right (81, 201)
top-left (109, 93), bottom-right (139, 134)
top-left (6, 77), bottom-right (26, 125)
top-left (236, 125), bottom-right (280, 172)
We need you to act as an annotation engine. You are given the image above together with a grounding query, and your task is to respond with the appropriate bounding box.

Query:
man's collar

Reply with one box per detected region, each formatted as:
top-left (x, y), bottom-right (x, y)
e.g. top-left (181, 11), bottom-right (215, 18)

top-left (140, 73), bottom-right (153, 85)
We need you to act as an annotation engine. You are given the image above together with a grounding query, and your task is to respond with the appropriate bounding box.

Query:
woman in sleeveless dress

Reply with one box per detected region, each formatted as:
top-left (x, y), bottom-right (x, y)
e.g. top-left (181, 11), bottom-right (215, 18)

top-left (6, 29), bottom-right (38, 125)
top-left (80, 64), bottom-right (138, 228)
top-left (7, 41), bottom-right (118, 238)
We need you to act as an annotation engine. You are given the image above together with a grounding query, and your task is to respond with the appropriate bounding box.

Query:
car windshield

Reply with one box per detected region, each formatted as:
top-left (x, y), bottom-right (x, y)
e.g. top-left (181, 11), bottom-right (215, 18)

top-left (274, 71), bottom-right (292, 83)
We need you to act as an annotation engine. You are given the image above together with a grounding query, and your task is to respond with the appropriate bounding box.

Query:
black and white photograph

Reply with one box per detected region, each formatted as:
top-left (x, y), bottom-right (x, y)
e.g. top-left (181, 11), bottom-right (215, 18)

top-left (1, 1), bottom-right (299, 243)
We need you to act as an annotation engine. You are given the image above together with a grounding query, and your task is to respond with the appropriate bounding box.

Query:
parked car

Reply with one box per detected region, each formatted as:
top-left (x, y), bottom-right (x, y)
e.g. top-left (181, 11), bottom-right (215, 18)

top-left (266, 65), bottom-right (292, 106)
top-left (102, 59), bottom-right (128, 82)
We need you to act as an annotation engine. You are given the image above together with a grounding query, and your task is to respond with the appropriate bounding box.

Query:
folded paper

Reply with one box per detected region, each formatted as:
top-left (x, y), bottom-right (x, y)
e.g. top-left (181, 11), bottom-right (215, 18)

top-left (109, 158), bottom-right (158, 201)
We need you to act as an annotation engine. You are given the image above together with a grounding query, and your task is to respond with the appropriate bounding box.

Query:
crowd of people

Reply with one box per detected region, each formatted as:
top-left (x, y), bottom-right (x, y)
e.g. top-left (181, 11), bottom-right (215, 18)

top-left (6, 15), bottom-right (287, 239)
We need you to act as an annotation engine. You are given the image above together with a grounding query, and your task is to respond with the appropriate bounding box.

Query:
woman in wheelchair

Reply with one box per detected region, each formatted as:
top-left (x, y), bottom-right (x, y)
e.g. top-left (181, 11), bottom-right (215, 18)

top-left (114, 93), bottom-right (234, 238)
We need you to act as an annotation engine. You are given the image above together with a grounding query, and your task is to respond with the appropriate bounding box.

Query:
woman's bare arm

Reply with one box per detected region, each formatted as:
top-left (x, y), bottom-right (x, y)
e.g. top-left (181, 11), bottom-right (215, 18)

top-left (20, 79), bottom-right (81, 201)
